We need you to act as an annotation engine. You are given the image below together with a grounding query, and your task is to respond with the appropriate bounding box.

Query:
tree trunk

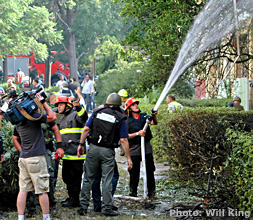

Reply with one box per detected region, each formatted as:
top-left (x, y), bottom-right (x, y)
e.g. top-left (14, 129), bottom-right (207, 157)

top-left (68, 33), bottom-right (78, 80)
top-left (3, 56), bottom-right (8, 82)
top-left (45, 57), bottom-right (51, 88)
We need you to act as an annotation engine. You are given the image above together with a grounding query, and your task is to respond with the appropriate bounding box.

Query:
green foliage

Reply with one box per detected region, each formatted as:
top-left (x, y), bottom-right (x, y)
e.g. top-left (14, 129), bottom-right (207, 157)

top-left (0, 120), bottom-right (19, 208)
top-left (118, 0), bottom-right (204, 89)
top-left (95, 61), bottom-right (145, 105)
top-left (0, 0), bottom-right (62, 60)
top-left (95, 36), bottom-right (144, 75)
top-left (225, 129), bottom-right (253, 211)
top-left (45, 86), bottom-right (60, 93)
top-left (0, 83), bottom-right (21, 94)
top-left (44, 0), bottom-right (130, 76)
top-left (136, 102), bottom-right (252, 210)
top-left (148, 106), bottom-right (253, 209)
top-left (179, 98), bottom-right (233, 107)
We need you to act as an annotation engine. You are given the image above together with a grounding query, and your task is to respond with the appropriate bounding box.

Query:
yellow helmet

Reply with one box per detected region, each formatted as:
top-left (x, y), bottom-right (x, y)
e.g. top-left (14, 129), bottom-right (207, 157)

top-left (118, 89), bottom-right (128, 98)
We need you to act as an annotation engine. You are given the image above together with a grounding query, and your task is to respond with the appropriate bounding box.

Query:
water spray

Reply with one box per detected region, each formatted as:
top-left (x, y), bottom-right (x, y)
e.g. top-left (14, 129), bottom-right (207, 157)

top-left (140, 0), bottom-right (253, 200)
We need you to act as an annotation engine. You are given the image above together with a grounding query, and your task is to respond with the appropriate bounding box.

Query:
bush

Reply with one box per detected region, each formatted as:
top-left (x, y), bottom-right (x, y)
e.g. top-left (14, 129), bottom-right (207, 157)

top-left (178, 98), bottom-right (233, 107)
top-left (225, 129), bottom-right (253, 211)
top-left (0, 120), bottom-right (19, 208)
top-left (0, 82), bottom-right (21, 94)
top-left (96, 61), bottom-right (144, 105)
top-left (150, 106), bottom-right (253, 210)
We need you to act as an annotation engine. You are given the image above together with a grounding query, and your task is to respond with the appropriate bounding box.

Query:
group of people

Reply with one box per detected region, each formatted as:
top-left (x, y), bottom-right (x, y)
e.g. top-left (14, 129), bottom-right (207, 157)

top-left (55, 74), bottom-right (96, 112)
top-left (0, 79), bottom-right (159, 219)
top-left (0, 73), bottom-right (246, 220)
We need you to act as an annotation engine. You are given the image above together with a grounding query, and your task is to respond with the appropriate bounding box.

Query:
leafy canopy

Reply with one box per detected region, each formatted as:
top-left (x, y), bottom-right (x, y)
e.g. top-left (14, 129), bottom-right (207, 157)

top-left (0, 0), bottom-right (62, 60)
top-left (117, 0), bottom-right (204, 92)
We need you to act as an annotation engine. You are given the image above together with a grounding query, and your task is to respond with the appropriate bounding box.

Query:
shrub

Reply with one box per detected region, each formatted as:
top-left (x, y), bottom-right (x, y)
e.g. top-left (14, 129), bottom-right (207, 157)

top-left (0, 82), bottom-right (21, 94)
top-left (156, 107), bottom-right (253, 210)
top-left (0, 120), bottom-right (19, 208)
top-left (225, 129), bottom-right (253, 211)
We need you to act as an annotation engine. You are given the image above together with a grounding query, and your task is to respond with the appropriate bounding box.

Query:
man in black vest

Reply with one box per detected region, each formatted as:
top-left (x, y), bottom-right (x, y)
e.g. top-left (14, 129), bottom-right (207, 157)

top-left (124, 97), bottom-right (158, 199)
top-left (77, 93), bottom-right (133, 216)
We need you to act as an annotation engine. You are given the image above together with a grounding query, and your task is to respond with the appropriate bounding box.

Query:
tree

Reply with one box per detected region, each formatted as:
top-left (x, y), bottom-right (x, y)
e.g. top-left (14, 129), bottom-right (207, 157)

top-left (116, 0), bottom-right (204, 92)
top-left (0, 0), bottom-right (62, 81)
top-left (94, 35), bottom-right (143, 74)
top-left (46, 0), bottom-right (128, 80)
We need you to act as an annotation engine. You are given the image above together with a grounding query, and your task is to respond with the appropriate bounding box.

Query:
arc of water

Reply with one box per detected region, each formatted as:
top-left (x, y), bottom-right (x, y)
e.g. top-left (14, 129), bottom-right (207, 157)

top-left (140, 0), bottom-right (252, 200)
top-left (153, 0), bottom-right (252, 111)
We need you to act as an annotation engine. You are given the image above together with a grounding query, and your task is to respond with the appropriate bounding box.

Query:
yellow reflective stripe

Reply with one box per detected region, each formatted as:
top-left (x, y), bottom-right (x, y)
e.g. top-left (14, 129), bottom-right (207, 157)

top-left (77, 107), bottom-right (85, 116)
top-left (60, 128), bottom-right (83, 134)
top-left (62, 154), bottom-right (86, 160)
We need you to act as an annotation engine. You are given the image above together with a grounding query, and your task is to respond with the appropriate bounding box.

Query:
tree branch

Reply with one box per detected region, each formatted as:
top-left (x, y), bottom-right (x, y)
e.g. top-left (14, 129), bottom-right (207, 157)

top-left (61, 41), bottom-right (69, 54)
top-left (56, 12), bottom-right (71, 33)
top-left (77, 45), bottom-right (96, 62)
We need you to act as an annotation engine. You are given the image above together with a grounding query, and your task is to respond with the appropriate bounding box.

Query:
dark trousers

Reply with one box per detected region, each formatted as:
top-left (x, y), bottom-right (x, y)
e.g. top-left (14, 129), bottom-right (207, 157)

top-left (92, 160), bottom-right (119, 208)
top-left (62, 159), bottom-right (84, 201)
top-left (80, 144), bottom-right (115, 213)
top-left (128, 153), bottom-right (156, 196)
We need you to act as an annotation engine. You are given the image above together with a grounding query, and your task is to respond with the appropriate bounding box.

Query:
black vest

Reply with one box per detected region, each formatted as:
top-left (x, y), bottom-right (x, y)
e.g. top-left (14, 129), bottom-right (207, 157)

top-left (127, 113), bottom-right (152, 145)
top-left (90, 107), bottom-right (126, 148)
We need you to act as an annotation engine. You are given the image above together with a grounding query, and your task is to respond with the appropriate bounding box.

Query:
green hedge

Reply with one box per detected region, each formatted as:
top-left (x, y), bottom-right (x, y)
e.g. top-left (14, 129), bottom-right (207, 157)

top-left (138, 103), bottom-right (252, 210)
top-left (225, 129), bottom-right (253, 211)
top-left (176, 97), bottom-right (233, 107)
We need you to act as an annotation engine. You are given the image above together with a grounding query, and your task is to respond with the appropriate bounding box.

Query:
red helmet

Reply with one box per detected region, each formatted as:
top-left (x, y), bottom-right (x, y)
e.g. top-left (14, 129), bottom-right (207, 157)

top-left (54, 96), bottom-right (73, 107)
top-left (125, 97), bottom-right (139, 110)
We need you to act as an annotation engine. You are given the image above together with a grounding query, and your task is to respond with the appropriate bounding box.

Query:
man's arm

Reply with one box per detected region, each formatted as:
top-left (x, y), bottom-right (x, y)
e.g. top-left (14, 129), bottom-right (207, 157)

top-left (120, 138), bottom-right (133, 170)
top-left (51, 124), bottom-right (64, 158)
top-left (13, 135), bottom-right (21, 153)
top-left (128, 130), bottom-right (146, 139)
top-left (73, 98), bottom-right (88, 123)
top-left (77, 126), bottom-right (90, 157)
top-left (43, 102), bottom-right (57, 122)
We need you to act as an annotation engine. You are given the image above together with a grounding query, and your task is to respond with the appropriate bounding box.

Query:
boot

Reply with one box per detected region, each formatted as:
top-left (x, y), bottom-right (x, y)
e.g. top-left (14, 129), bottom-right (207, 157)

top-left (62, 197), bottom-right (79, 207)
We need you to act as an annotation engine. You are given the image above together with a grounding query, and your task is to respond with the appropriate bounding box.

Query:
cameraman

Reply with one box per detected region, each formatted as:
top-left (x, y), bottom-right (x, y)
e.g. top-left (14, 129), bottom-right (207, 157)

top-left (14, 96), bottom-right (56, 220)
top-left (13, 121), bottom-right (64, 216)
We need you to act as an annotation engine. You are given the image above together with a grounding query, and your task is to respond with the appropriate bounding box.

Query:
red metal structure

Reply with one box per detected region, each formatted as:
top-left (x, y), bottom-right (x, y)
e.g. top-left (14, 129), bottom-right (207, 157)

top-left (0, 52), bottom-right (70, 87)
top-left (30, 51), bottom-right (70, 86)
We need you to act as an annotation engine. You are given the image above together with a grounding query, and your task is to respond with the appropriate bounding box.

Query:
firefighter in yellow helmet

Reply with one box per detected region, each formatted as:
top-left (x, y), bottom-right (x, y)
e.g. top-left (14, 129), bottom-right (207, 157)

top-left (118, 89), bottom-right (128, 109)
top-left (117, 89), bottom-right (128, 156)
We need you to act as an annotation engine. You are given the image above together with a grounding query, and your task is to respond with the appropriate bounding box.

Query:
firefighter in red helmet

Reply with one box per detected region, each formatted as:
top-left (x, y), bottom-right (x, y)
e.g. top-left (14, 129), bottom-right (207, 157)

top-left (124, 97), bottom-right (158, 199)
top-left (55, 96), bottom-right (88, 207)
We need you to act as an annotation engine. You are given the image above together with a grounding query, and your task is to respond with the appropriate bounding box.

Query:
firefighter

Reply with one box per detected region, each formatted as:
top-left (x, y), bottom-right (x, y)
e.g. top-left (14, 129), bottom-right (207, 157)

top-left (77, 93), bottom-right (132, 216)
top-left (125, 97), bottom-right (157, 199)
top-left (118, 89), bottom-right (128, 109)
top-left (166, 94), bottom-right (183, 113)
top-left (55, 96), bottom-right (88, 207)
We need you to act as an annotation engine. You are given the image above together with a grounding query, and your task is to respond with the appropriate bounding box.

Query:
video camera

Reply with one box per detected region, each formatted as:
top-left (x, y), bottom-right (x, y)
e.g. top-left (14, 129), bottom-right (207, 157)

top-left (0, 88), bottom-right (47, 125)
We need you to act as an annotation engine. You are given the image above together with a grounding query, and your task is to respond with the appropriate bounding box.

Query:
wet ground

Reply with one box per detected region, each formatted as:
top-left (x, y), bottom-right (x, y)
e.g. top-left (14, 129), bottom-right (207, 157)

top-left (3, 149), bottom-right (201, 219)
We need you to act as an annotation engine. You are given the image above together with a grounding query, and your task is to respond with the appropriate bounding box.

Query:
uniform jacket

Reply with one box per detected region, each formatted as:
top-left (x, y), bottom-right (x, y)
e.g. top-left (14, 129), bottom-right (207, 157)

top-left (58, 106), bottom-right (88, 159)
